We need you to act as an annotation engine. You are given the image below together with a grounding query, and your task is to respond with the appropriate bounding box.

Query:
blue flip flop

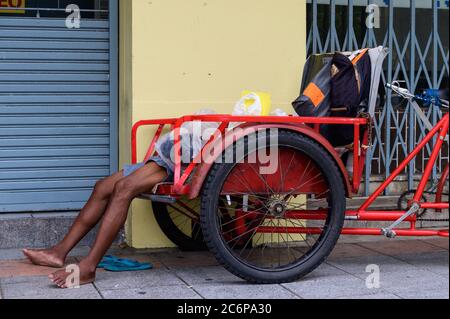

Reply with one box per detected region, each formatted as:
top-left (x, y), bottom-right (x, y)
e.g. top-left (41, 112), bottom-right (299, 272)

top-left (97, 255), bottom-right (118, 268)
top-left (98, 255), bottom-right (142, 267)
top-left (98, 255), bottom-right (153, 272)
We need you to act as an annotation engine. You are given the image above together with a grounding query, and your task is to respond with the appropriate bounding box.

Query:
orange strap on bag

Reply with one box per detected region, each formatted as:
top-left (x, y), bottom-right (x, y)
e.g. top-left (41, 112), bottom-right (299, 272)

top-left (303, 82), bottom-right (325, 108)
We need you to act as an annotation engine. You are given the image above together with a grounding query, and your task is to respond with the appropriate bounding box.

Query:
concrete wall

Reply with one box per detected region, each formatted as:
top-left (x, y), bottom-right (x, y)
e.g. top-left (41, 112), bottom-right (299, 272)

top-left (119, 0), bottom-right (307, 248)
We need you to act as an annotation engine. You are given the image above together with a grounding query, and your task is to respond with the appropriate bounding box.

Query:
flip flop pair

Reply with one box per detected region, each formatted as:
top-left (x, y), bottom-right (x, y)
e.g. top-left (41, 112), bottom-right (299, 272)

top-left (98, 255), bottom-right (153, 272)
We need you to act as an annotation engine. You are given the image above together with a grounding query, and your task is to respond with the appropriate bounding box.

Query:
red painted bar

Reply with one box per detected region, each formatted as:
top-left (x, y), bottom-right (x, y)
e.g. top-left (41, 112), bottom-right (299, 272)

top-left (413, 115), bottom-right (449, 202)
top-left (353, 123), bottom-right (360, 192)
top-left (143, 124), bottom-right (164, 163)
top-left (131, 118), bottom-right (177, 164)
top-left (436, 163), bottom-right (449, 208)
top-left (256, 226), bottom-right (447, 237)
top-left (420, 203), bottom-right (449, 209)
top-left (262, 210), bottom-right (417, 222)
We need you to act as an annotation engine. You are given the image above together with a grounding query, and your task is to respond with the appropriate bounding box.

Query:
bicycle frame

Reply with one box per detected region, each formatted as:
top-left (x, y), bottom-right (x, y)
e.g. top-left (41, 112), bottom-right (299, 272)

top-left (311, 112), bottom-right (449, 238)
top-left (258, 112), bottom-right (449, 238)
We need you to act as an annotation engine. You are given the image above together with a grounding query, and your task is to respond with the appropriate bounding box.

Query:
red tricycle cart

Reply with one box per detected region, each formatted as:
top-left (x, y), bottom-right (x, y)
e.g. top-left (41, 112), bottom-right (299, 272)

top-left (131, 47), bottom-right (448, 284)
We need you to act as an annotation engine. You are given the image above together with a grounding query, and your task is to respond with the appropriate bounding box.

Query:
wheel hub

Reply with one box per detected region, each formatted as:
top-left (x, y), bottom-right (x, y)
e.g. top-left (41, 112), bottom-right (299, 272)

top-left (268, 200), bottom-right (287, 218)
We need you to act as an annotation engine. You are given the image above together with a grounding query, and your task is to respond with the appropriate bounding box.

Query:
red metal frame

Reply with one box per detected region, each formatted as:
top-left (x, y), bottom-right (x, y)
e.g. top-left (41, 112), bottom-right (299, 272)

top-left (132, 113), bottom-right (449, 239)
top-left (132, 115), bottom-right (366, 191)
top-left (435, 163), bottom-right (449, 212)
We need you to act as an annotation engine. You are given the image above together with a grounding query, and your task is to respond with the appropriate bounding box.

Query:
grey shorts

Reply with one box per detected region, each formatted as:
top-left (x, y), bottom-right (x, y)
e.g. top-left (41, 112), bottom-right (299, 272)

top-left (123, 156), bottom-right (174, 182)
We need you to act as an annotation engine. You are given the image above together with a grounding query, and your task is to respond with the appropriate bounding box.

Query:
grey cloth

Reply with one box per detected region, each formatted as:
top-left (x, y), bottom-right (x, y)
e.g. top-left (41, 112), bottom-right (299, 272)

top-left (123, 156), bottom-right (174, 182)
top-left (124, 131), bottom-right (197, 183)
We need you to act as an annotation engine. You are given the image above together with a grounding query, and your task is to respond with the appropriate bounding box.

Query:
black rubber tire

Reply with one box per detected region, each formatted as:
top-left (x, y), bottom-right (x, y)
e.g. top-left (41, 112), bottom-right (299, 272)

top-left (200, 130), bottom-right (346, 284)
top-left (152, 201), bottom-right (207, 251)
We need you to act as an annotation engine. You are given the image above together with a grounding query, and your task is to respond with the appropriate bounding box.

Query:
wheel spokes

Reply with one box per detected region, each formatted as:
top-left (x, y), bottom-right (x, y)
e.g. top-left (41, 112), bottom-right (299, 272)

top-left (216, 147), bottom-right (332, 270)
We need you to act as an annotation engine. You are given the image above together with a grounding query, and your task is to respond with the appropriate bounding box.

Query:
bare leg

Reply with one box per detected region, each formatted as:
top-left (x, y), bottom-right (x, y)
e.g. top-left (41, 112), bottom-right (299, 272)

top-left (49, 162), bottom-right (168, 288)
top-left (23, 171), bottom-right (124, 268)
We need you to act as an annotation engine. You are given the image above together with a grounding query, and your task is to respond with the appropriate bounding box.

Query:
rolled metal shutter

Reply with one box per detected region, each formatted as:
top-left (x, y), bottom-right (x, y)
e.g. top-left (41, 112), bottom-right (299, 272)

top-left (0, 14), bottom-right (117, 212)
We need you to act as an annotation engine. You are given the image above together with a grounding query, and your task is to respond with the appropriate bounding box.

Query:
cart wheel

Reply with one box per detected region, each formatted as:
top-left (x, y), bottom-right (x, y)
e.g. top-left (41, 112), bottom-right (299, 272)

top-left (152, 198), bottom-right (207, 251)
top-left (201, 130), bottom-right (346, 284)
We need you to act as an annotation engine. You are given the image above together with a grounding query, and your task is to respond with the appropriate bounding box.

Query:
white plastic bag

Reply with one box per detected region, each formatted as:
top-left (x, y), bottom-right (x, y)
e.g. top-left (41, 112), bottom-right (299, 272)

top-left (230, 93), bottom-right (264, 129)
top-left (154, 109), bottom-right (219, 170)
top-left (270, 108), bottom-right (288, 116)
top-left (232, 92), bottom-right (263, 116)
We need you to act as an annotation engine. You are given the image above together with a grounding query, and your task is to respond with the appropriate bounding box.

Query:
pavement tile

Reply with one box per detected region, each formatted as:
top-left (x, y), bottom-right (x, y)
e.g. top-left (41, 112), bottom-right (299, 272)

top-left (393, 251), bottom-right (449, 276)
top-left (375, 269), bottom-right (448, 292)
top-left (419, 238), bottom-right (449, 251)
top-left (358, 239), bottom-right (446, 256)
top-left (94, 268), bottom-right (184, 290)
top-left (305, 263), bottom-right (351, 279)
top-left (0, 248), bottom-right (29, 261)
top-left (1, 274), bottom-right (60, 285)
top-left (327, 254), bottom-right (422, 276)
top-left (391, 287), bottom-right (449, 299)
top-left (337, 292), bottom-right (401, 299)
top-left (100, 285), bottom-right (202, 299)
top-left (328, 243), bottom-right (381, 260)
top-left (0, 257), bottom-right (79, 279)
top-left (193, 283), bottom-right (299, 299)
top-left (0, 276), bottom-right (101, 299)
top-left (282, 274), bottom-right (375, 299)
top-left (152, 251), bottom-right (219, 269)
top-left (171, 266), bottom-right (242, 285)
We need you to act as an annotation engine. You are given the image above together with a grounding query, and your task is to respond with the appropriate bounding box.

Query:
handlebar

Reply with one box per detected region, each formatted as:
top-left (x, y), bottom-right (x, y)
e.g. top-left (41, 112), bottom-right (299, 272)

top-left (386, 82), bottom-right (449, 109)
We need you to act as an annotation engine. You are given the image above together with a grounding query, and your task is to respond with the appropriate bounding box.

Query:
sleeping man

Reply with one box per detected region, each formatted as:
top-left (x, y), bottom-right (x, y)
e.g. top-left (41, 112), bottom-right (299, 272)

top-left (23, 111), bottom-right (218, 289)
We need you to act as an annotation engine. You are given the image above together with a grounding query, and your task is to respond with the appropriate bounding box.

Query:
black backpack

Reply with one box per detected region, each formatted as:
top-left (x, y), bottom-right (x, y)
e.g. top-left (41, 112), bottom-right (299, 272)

top-left (292, 49), bottom-right (372, 147)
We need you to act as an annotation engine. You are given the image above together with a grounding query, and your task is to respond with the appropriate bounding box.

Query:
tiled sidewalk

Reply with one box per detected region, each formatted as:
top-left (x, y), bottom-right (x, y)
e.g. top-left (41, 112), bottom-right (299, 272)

top-left (0, 237), bottom-right (448, 299)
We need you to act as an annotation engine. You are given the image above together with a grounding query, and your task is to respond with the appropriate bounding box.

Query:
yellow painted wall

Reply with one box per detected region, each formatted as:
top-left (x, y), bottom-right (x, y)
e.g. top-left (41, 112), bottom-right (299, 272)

top-left (119, 0), bottom-right (307, 248)
top-left (119, 0), bottom-right (133, 243)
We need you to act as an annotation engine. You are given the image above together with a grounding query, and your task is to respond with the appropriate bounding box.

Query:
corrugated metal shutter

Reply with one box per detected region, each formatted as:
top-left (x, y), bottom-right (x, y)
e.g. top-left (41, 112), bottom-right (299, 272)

top-left (0, 15), bottom-right (116, 212)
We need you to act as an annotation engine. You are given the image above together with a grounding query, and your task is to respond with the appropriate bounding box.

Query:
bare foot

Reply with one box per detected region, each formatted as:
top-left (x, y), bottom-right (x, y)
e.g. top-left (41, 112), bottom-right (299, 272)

top-left (23, 248), bottom-right (65, 268)
top-left (49, 261), bottom-right (96, 289)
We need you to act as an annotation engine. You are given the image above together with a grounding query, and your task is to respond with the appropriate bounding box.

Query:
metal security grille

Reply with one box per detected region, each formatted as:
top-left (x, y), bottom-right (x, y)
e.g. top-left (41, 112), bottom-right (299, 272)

top-left (0, 1), bottom-right (118, 212)
top-left (306, 0), bottom-right (449, 195)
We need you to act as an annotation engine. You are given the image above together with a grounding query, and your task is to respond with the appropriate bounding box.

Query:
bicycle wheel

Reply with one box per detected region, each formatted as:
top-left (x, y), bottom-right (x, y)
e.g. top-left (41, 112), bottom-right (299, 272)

top-left (200, 130), bottom-right (346, 283)
top-left (152, 198), bottom-right (207, 251)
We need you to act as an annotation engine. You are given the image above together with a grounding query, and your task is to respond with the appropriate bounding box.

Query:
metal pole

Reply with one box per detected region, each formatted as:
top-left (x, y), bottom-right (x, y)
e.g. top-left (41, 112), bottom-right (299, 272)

top-left (408, 0), bottom-right (416, 190)
top-left (385, 1), bottom-right (394, 195)
top-left (432, 0), bottom-right (439, 180)
top-left (312, 0), bottom-right (318, 54)
top-left (348, 0), bottom-right (354, 51)
top-left (364, 0), bottom-right (374, 195)
top-left (330, 0), bottom-right (336, 52)
top-left (109, 0), bottom-right (119, 174)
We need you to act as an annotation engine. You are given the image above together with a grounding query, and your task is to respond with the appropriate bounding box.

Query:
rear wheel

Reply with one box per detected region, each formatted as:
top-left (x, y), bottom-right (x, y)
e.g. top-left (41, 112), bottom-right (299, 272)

top-left (152, 198), bottom-right (207, 251)
top-left (200, 130), bottom-right (346, 283)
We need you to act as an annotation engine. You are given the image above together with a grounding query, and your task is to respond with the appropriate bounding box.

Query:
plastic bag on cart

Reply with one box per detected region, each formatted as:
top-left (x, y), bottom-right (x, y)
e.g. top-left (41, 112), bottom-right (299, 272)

top-left (230, 91), bottom-right (273, 128)
top-left (154, 109), bottom-right (219, 171)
